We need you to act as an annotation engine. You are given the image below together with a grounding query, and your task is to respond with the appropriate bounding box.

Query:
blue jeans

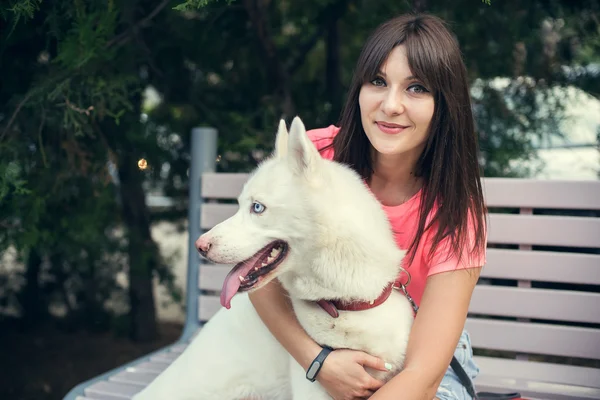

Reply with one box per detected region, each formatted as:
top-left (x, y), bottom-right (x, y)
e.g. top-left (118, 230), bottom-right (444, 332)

top-left (435, 330), bottom-right (479, 400)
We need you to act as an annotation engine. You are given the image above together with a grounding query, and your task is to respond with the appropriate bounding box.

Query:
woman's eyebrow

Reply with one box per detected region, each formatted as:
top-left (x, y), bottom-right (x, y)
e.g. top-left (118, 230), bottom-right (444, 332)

top-left (374, 70), bottom-right (417, 82)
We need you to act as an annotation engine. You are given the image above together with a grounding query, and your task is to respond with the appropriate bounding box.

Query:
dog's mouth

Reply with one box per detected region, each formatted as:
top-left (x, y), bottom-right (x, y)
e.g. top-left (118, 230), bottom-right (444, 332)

top-left (220, 240), bottom-right (289, 309)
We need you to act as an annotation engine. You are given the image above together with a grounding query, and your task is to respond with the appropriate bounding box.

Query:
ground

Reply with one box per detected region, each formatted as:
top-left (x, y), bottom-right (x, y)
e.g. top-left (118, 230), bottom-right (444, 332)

top-left (0, 320), bottom-right (183, 400)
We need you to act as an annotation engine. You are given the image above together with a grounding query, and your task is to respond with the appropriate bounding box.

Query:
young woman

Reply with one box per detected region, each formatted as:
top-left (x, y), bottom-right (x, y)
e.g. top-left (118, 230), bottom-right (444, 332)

top-left (249, 13), bottom-right (487, 400)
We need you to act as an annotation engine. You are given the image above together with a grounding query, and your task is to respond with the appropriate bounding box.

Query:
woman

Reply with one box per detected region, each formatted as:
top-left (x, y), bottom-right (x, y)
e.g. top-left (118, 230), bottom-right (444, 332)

top-left (249, 13), bottom-right (487, 400)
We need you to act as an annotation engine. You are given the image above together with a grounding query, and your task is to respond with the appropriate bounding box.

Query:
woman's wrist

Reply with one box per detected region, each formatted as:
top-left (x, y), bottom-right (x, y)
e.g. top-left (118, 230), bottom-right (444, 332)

top-left (305, 345), bottom-right (334, 382)
top-left (297, 338), bottom-right (324, 370)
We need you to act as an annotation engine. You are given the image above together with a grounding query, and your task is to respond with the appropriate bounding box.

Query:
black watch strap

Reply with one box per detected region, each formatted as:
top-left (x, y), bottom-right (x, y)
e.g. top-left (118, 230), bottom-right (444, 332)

top-left (306, 345), bottom-right (333, 382)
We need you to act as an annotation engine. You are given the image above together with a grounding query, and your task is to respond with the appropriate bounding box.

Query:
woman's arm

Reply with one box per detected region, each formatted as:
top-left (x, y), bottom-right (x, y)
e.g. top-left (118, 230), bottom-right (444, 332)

top-left (248, 279), bottom-right (322, 369)
top-left (249, 279), bottom-right (390, 399)
top-left (370, 267), bottom-right (481, 400)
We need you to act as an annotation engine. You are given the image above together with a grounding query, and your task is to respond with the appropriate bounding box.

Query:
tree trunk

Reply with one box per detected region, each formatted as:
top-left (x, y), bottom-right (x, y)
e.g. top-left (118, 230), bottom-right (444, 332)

top-left (99, 97), bottom-right (159, 342)
top-left (20, 249), bottom-right (46, 329)
top-left (117, 146), bottom-right (159, 342)
top-left (93, 0), bottom-right (162, 342)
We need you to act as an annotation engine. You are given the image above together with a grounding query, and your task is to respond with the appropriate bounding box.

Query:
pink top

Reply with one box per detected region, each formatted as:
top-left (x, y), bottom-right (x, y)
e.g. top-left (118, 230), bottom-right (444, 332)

top-left (307, 125), bottom-right (486, 306)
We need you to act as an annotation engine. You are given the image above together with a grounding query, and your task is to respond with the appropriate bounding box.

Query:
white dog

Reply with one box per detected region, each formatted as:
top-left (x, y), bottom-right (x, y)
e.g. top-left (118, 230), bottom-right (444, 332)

top-left (132, 117), bottom-right (414, 400)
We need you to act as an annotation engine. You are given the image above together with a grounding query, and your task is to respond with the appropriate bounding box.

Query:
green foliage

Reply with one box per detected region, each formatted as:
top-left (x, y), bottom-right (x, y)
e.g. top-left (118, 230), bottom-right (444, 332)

top-left (173, 0), bottom-right (236, 12)
top-left (0, 161), bottom-right (30, 202)
top-left (1, 0), bottom-right (42, 28)
top-left (54, 8), bottom-right (119, 69)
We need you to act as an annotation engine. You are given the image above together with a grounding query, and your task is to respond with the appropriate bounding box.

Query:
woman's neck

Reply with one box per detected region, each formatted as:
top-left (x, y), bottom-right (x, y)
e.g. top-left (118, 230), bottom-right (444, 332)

top-left (369, 152), bottom-right (423, 207)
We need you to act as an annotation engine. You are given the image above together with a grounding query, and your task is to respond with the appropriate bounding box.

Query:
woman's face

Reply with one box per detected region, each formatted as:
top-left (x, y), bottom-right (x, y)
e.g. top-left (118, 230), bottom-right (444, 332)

top-left (358, 45), bottom-right (435, 164)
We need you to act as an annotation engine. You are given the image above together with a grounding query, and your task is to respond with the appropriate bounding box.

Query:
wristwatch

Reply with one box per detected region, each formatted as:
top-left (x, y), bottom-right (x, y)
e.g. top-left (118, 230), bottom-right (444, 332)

top-left (306, 345), bottom-right (334, 382)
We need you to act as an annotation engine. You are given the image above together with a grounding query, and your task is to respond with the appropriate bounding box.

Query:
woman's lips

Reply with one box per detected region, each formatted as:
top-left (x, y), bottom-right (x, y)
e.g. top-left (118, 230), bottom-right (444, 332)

top-left (376, 121), bottom-right (408, 135)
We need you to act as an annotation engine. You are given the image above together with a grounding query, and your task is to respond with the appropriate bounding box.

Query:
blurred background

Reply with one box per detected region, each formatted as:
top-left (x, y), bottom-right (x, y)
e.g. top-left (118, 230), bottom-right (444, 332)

top-left (0, 0), bottom-right (598, 399)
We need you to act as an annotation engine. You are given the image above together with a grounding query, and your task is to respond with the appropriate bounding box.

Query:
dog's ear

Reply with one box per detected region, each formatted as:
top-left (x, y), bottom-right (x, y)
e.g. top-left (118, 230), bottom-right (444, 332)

top-left (288, 116), bottom-right (320, 175)
top-left (274, 119), bottom-right (288, 159)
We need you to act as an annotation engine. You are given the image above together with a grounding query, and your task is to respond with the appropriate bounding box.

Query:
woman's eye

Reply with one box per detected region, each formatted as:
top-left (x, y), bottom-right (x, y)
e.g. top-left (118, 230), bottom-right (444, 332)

top-left (408, 84), bottom-right (429, 94)
top-left (251, 201), bottom-right (266, 214)
top-left (370, 77), bottom-right (386, 87)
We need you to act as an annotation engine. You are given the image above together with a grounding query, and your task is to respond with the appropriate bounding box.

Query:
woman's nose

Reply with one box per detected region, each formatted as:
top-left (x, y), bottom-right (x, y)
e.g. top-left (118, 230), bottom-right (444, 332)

top-left (381, 90), bottom-right (405, 116)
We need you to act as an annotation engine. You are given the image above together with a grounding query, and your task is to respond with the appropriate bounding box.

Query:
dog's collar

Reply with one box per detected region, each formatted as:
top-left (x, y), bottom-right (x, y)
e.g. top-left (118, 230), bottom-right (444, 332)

top-left (316, 282), bottom-right (394, 318)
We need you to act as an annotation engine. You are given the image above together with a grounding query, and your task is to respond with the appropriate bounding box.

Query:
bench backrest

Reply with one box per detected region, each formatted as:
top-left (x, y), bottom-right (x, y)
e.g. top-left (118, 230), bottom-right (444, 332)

top-left (192, 172), bottom-right (600, 365)
top-left (467, 179), bottom-right (600, 364)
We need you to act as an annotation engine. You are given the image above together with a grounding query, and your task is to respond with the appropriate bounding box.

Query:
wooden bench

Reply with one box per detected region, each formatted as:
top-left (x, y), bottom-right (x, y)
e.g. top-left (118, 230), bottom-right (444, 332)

top-left (64, 128), bottom-right (600, 400)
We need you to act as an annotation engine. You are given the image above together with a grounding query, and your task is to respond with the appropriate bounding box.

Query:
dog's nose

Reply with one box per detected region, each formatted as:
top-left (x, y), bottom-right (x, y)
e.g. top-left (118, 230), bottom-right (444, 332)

top-left (195, 235), bottom-right (211, 258)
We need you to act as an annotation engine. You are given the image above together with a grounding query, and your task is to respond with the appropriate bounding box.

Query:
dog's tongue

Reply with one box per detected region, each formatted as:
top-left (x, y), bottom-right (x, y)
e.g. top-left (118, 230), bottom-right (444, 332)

top-left (220, 253), bottom-right (263, 309)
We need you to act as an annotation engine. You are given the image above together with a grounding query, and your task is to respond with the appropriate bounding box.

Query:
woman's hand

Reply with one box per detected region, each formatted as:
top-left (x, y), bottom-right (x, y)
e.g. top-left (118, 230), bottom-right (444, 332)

top-left (317, 349), bottom-right (391, 400)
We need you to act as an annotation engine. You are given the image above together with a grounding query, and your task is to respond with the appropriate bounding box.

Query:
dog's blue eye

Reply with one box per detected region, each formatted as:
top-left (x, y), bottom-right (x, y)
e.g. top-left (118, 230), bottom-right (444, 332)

top-left (251, 202), bottom-right (265, 214)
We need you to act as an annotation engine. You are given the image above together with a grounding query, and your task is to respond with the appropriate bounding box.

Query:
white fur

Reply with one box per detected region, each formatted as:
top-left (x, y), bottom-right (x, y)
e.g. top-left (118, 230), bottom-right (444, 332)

top-left (133, 117), bottom-right (414, 400)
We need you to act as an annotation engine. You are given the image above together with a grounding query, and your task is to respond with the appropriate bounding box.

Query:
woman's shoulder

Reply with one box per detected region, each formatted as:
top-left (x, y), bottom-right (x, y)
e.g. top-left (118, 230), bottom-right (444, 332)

top-left (306, 125), bottom-right (340, 153)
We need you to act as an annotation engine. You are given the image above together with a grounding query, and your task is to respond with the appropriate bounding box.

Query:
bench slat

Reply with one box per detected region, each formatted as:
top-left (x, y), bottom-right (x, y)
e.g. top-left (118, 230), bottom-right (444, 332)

top-left (199, 294), bottom-right (600, 357)
top-left (200, 175), bottom-right (600, 210)
top-left (198, 252), bottom-right (600, 294)
top-left (128, 361), bottom-right (169, 374)
top-left (483, 179), bottom-right (600, 210)
top-left (474, 356), bottom-right (600, 391)
top-left (202, 172), bottom-right (248, 199)
top-left (84, 381), bottom-right (142, 399)
top-left (487, 214), bottom-right (600, 248)
top-left (201, 203), bottom-right (238, 229)
top-left (170, 343), bottom-right (187, 353)
top-left (199, 263), bottom-right (230, 291)
top-left (470, 285), bottom-right (600, 324)
top-left (199, 266), bottom-right (600, 323)
top-left (150, 352), bottom-right (180, 364)
top-left (199, 294), bottom-right (222, 321)
top-left (466, 318), bottom-right (600, 360)
top-left (482, 248), bottom-right (600, 285)
top-left (109, 371), bottom-right (159, 386)
top-left (475, 373), bottom-right (600, 400)
top-left (200, 204), bottom-right (600, 248)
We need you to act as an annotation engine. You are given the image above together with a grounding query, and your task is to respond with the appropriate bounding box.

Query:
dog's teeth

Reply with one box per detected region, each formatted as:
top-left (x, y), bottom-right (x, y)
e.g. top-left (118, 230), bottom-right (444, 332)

top-left (239, 276), bottom-right (245, 282)
top-left (266, 256), bottom-right (274, 263)
top-left (254, 267), bottom-right (260, 271)
top-left (270, 248), bottom-right (280, 257)
top-left (261, 262), bottom-right (268, 267)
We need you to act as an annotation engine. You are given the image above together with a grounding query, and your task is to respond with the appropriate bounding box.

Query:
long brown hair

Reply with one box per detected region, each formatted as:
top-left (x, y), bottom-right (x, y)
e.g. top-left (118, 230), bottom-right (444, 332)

top-left (326, 13), bottom-right (487, 267)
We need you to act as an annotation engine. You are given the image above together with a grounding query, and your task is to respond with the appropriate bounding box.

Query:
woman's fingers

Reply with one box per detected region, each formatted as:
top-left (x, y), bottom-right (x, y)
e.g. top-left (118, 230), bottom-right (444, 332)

top-left (356, 351), bottom-right (393, 372)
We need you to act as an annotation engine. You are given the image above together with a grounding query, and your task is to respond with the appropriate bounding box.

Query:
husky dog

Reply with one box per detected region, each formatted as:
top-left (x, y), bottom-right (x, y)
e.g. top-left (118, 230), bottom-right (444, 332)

top-left (132, 117), bottom-right (414, 400)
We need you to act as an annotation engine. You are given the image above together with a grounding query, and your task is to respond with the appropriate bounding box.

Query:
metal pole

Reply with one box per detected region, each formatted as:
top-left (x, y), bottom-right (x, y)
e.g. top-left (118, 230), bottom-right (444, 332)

top-left (182, 126), bottom-right (217, 340)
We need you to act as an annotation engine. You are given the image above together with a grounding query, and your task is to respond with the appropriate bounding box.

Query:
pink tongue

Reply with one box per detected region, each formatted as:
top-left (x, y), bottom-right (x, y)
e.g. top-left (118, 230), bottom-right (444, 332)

top-left (220, 253), bottom-right (263, 309)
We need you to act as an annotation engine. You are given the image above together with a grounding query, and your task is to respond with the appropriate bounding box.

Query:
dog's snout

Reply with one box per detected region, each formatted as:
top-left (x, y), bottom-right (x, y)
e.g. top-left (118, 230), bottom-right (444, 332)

top-left (196, 235), bottom-right (211, 258)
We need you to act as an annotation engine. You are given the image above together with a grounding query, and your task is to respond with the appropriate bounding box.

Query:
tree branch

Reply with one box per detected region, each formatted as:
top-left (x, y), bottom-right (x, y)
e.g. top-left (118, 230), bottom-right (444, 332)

top-left (37, 107), bottom-right (48, 168)
top-left (0, 91), bottom-right (32, 141)
top-left (105, 0), bottom-right (170, 49)
top-left (0, 0), bottom-right (170, 140)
